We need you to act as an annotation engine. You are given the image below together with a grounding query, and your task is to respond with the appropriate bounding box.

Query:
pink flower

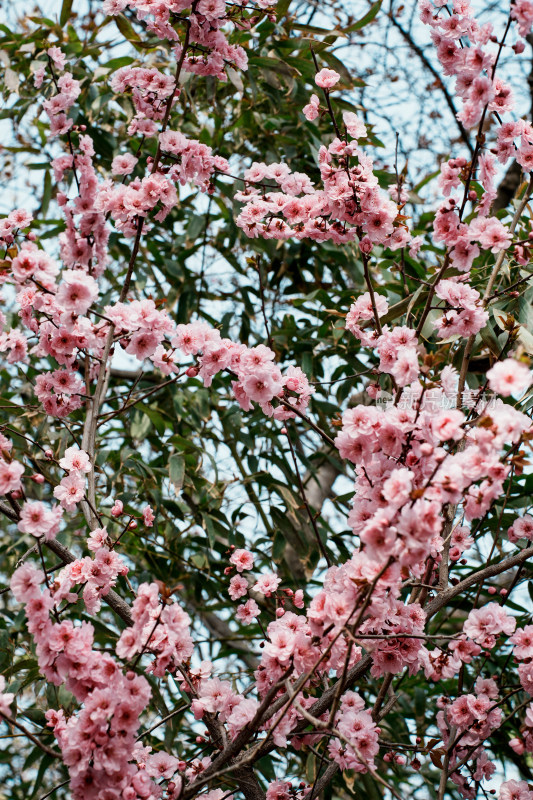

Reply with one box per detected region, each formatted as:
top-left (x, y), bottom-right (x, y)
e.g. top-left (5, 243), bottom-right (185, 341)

top-left (111, 154), bottom-right (138, 175)
top-left (56, 270), bottom-right (98, 315)
top-left (0, 459), bottom-right (24, 495)
top-left (510, 625), bottom-right (533, 660)
top-left (293, 589), bottom-right (304, 609)
top-left (242, 368), bottom-right (283, 404)
top-left (315, 68), bottom-right (340, 89)
top-left (143, 505), bottom-right (155, 527)
top-left (58, 446), bottom-right (92, 474)
top-left (470, 217), bottom-right (512, 253)
top-left (464, 603), bottom-right (516, 647)
top-left (303, 94), bottom-right (320, 121)
top-left (8, 208), bottom-right (33, 229)
top-left (266, 781), bottom-right (291, 800)
top-left (263, 627), bottom-right (295, 662)
top-left (431, 409), bottom-right (465, 442)
top-left (229, 575), bottom-right (248, 600)
top-left (253, 573), bottom-right (281, 596)
top-left (197, 0), bottom-right (225, 20)
top-left (236, 599), bottom-right (260, 624)
top-left (382, 468), bottom-right (413, 506)
top-left (87, 527), bottom-right (109, 552)
top-left (342, 111), bottom-right (367, 139)
top-left (509, 514), bottom-right (533, 542)
top-left (111, 499), bottom-right (123, 517)
top-left (487, 359), bottom-right (532, 397)
top-left (125, 330), bottom-right (160, 360)
top-left (18, 501), bottom-right (63, 540)
top-left (0, 675), bottom-right (14, 716)
top-left (499, 780), bottom-right (533, 800)
top-left (229, 548), bottom-right (254, 572)
top-left (47, 46), bottom-right (66, 70)
top-left (145, 751), bottom-right (180, 779)
top-left (227, 697), bottom-right (259, 738)
top-left (53, 472), bottom-right (86, 511)
top-left (10, 563), bottom-right (44, 602)
top-left (390, 348), bottom-right (419, 387)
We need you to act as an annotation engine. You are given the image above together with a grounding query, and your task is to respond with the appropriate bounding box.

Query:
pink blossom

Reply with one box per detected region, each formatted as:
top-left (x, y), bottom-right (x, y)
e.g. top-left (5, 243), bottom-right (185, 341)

top-left (293, 589), bottom-right (304, 608)
top-left (470, 217), bottom-right (512, 252)
top-left (10, 563), bottom-right (44, 602)
top-left (229, 574), bottom-right (249, 600)
top-left (145, 751), bottom-right (180, 779)
top-left (499, 780), bottom-right (533, 800)
top-left (125, 330), bottom-right (161, 360)
top-left (464, 602), bottom-right (516, 647)
top-left (197, 0), bottom-right (226, 19)
top-left (56, 270), bottom-right (98, 315)
top-left (343, 111), bottom-right (367, 139)
top-left (303, 94), bottom-right (320, 121)
top-left (143, 505), bottom-right (155, 527)
top-left (18, 501), bottom-right (63, 540)
top-left (48, 46), bottom-right (66, 70)
top-left (0, 675), bottom-right (14, 716)
top-left (58, 446), bottom-right (91, 474)
top-left (230, 548), bottom-right (254, 572)
top-left (53, 472), bottom-right (86, 511)
top-left (111, 499), bottom-right (123, 517)
top-left (315, 68), bottom-right (340, 89)
top-left (242, 368), bottom-right (283, 404)
top-left (508, 514), bottom-right (533, 543)
top-left (111, 154), bottom-right (138, 175)
top-left (510, 625), bottom-right (533, 660)
top-left (227, 697), bottom-right (259, 738)
top-left (487, 359), bottom-right (532, 397)
top-left (87, 527), bottom-right (109, 552)
top-left (236, 599), bottom-right (260, 625)
top-left (0, 459), bottom-right (24, 495)
top-left (253, 573), bottom-right (281, 596)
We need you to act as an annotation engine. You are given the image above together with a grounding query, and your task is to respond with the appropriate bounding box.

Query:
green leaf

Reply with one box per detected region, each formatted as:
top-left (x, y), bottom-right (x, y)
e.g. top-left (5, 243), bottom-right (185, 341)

top-left (345, 0), bottom-right (382, 32)
top-left (59, 0), bottom-right (74, 26)
top-left (276, 0), bottom-right (292, 19)
top-left (169, 454), bottom-right (185, 493)
top-left (41, 170), bottom-right (52, 219)
top-left (104, 56), bottom-right (136, 71)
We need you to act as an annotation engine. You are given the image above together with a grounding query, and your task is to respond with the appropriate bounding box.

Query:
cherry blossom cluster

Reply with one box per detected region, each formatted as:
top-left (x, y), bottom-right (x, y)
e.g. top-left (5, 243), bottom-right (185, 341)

top-left (104, 0), bottom-right (275, 82)
top-left (0, 434), bottom-right (24, 497)
top-left (329, 691), bottom-right (379, 773)
top-left (437, 677), bottom-right (502, 796)
top-left (54, 545), bottom-right (129, 615)
top-left (38, 53), bottom-right (81, 137)
top-left (95, 132), bottom-right (230, 232)
top-left (10, 563), bottom-right (181, 800)
top-left (110, 67), bottom-right (178, 123)
top-left (420, 0), bottom-right (514, 130)
top-left (336, 388), bottom-right (529, 567)
top-left (433, 277), bottom-right (489, 339)
top-left (173, 323), bottom-right (315, 419)
top-left (236, 96), bottom-right (410, 251)
top-left (116, 582), bottom-right (194, 677)
top-left (4, 0), bottom-right (533, 797)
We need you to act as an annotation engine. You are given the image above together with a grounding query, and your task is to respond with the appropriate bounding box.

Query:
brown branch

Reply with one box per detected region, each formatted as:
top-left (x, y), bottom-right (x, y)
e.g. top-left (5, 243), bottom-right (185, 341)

top-left (0, 712), bottom-right (60, 759)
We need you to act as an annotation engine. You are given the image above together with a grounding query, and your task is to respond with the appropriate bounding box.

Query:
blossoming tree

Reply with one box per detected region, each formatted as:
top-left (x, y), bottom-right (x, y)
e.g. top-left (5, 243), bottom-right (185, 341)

top-left (2, 1), bottom-right (533, 799)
